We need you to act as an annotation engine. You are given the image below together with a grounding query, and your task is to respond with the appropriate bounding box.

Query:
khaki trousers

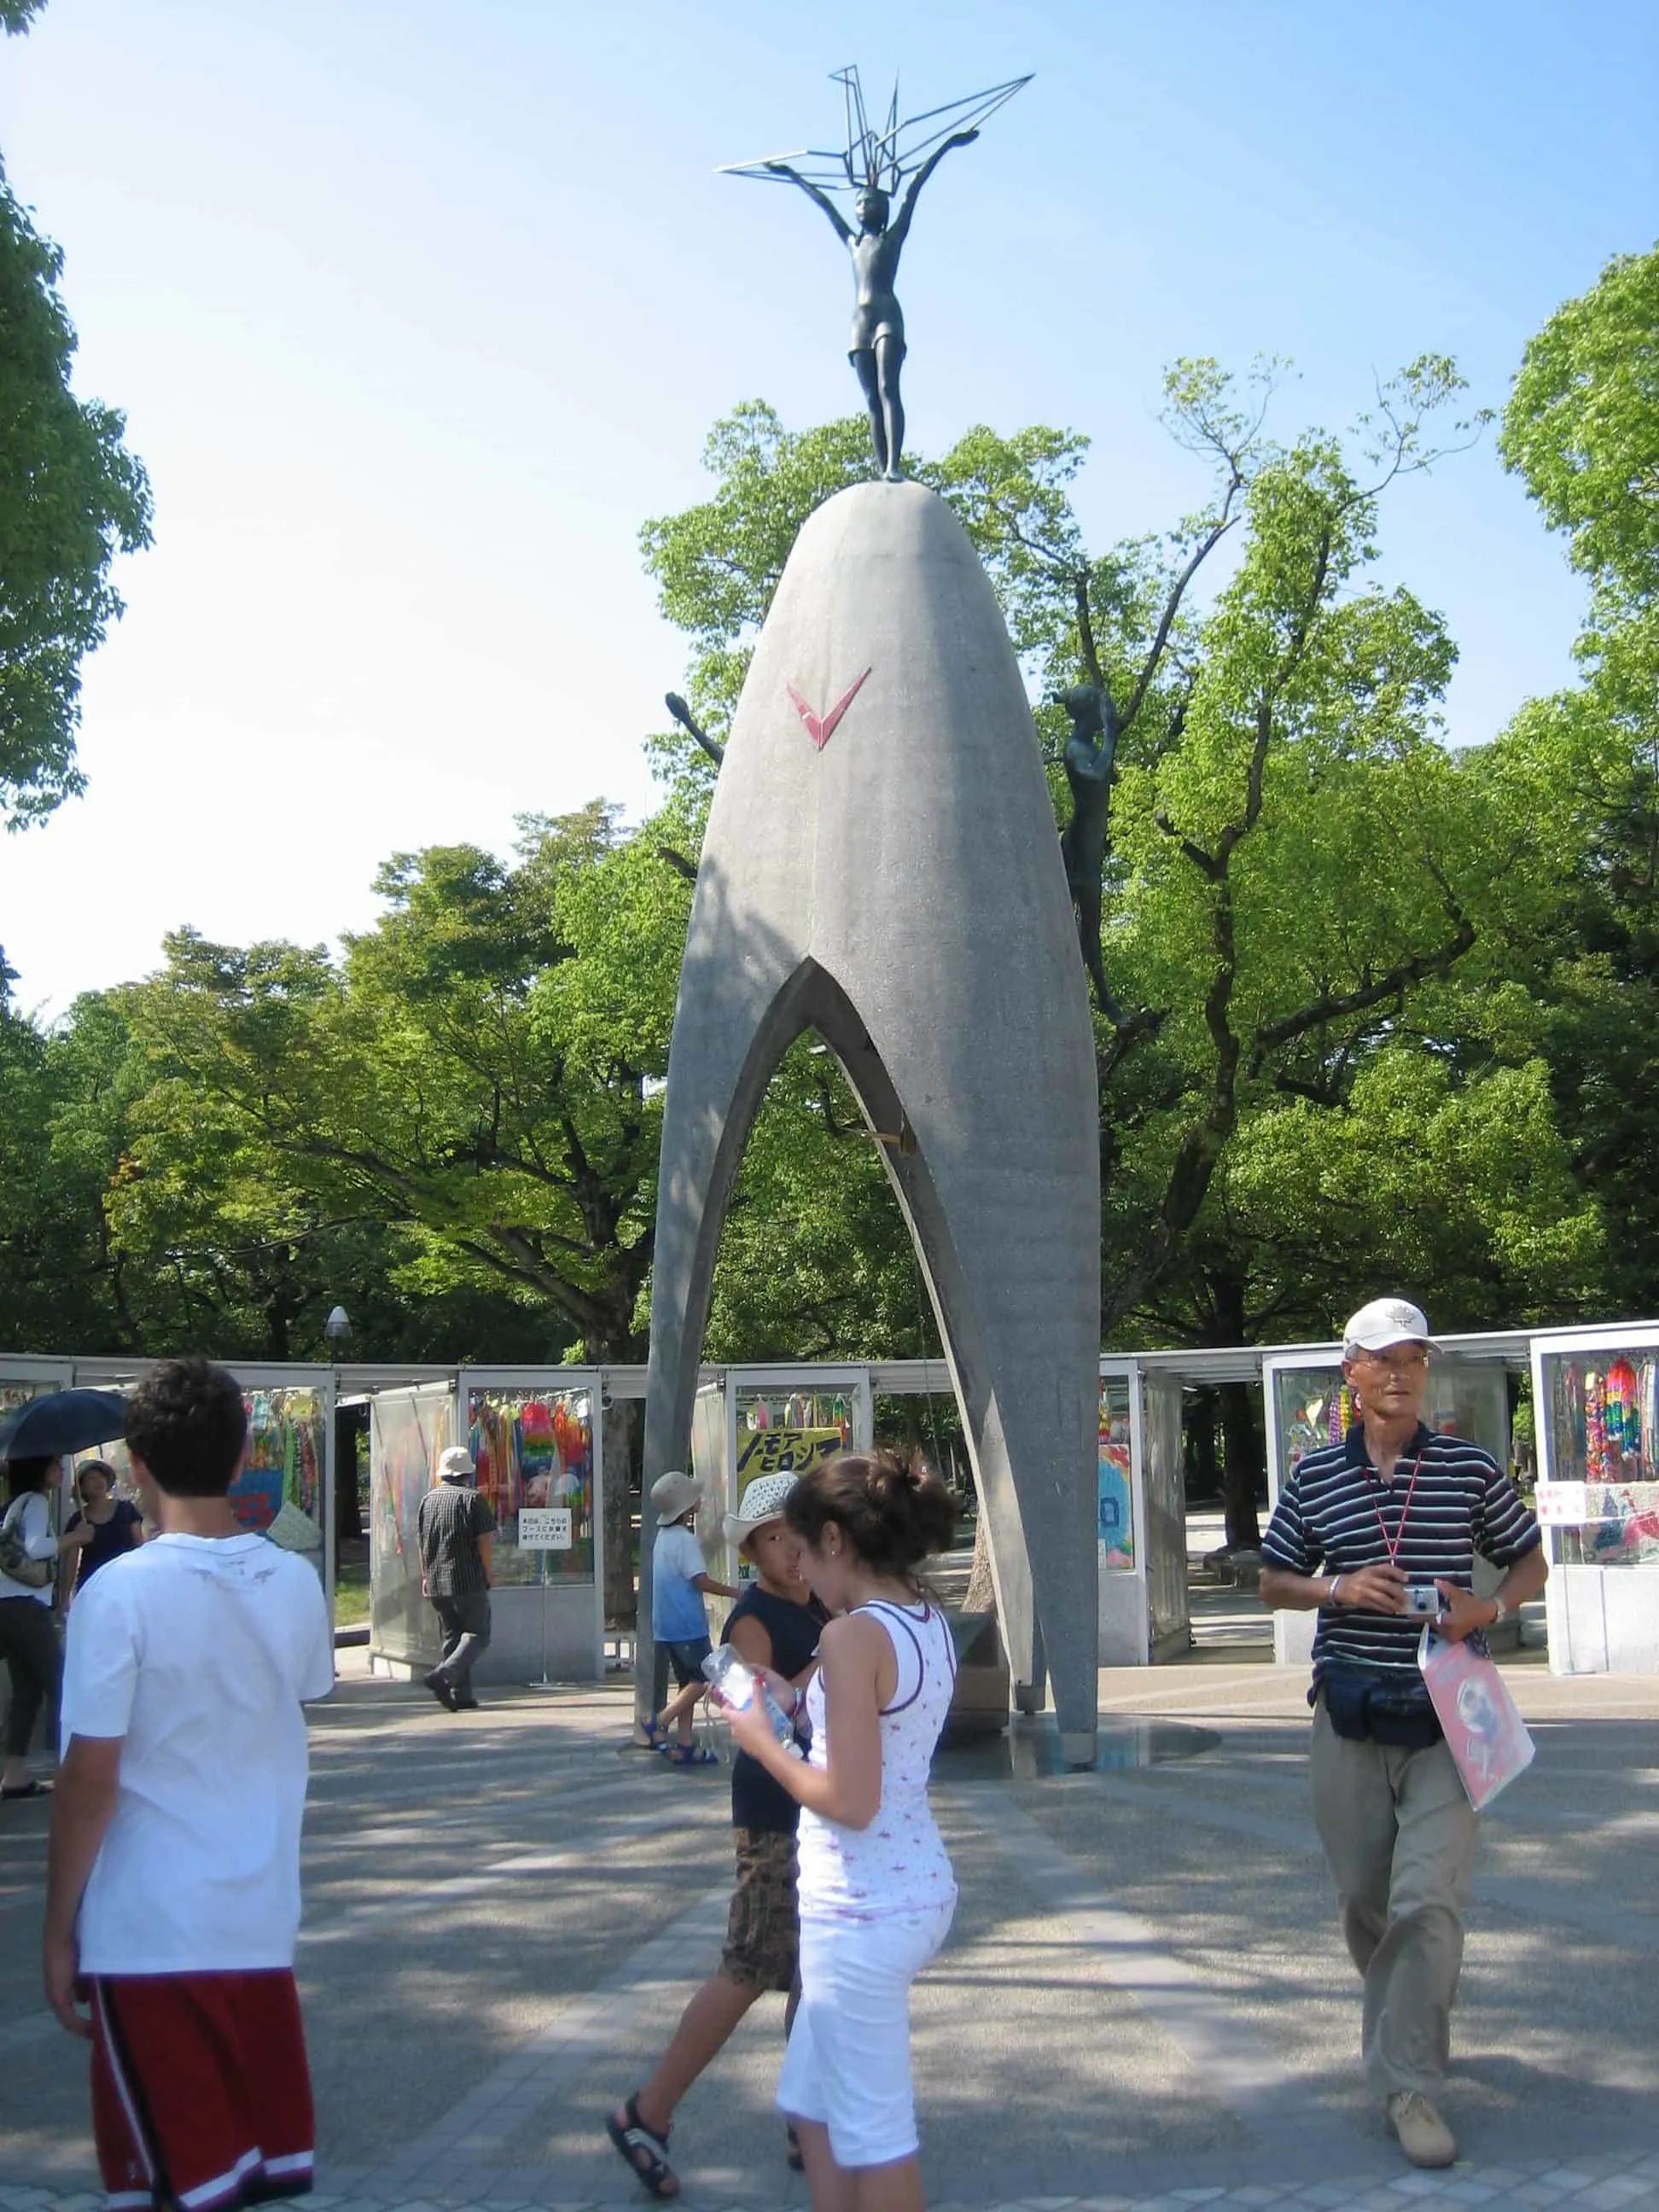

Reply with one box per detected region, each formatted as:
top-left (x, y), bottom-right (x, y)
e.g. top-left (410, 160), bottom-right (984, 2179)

top-left (1309, 1699), bottom-right (1479, 2101)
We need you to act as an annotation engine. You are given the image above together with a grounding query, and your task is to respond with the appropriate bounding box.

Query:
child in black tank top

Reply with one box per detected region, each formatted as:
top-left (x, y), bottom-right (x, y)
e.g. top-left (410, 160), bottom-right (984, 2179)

top-left (607, 1474), bottom-right (827, 2199)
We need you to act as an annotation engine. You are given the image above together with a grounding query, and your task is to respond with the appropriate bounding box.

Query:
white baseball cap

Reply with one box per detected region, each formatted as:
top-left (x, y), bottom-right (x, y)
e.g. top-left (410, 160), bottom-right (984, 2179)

top-left (1342, 1297), bottom-right (1439, 1354)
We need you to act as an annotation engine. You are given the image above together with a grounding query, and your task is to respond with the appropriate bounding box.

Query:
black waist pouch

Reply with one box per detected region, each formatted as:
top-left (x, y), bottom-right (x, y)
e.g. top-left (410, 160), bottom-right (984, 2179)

top-left (1320, 1662), bottom-right (1442, 1750)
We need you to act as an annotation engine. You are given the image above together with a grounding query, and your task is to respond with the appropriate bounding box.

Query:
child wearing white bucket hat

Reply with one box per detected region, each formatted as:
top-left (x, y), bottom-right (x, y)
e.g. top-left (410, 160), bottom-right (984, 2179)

top-left (608, 1470), bottom-right (829, 2198)
top-left (642, 1470), bottom-right (738, 1764)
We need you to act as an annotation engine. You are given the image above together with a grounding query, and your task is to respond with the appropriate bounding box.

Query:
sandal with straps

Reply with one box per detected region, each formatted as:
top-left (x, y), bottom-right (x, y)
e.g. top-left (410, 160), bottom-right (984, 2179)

top-left (606, 2093), bottom-right (678, 2198)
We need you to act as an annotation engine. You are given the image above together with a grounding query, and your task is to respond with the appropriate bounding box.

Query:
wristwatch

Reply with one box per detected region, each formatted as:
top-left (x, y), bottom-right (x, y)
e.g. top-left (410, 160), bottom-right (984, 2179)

top-left (1487, 1597), bottom-right (1510, 1627)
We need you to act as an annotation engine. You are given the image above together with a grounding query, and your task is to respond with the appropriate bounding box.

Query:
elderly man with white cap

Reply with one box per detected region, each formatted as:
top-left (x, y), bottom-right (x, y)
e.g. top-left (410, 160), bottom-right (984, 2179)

top-left (416, 1444), bottom-right (496, 1712)
top-left (1259, 1296), bottom-right (1546, 2170)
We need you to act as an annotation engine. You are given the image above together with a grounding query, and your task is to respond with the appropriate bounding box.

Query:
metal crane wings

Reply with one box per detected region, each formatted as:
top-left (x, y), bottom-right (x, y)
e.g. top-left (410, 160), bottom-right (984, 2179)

top-left (720, 67), bottom-right (1031, 195)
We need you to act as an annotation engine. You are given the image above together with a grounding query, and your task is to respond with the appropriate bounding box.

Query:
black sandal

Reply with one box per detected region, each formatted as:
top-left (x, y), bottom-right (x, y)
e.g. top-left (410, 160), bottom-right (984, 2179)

top-left (606, 2093), bottom-right (678, 2198)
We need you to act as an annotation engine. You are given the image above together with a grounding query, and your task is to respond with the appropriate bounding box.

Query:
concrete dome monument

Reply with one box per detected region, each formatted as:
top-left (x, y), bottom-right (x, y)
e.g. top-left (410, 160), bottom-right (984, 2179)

top-left (642, 76), bottom-right (1101, 1761)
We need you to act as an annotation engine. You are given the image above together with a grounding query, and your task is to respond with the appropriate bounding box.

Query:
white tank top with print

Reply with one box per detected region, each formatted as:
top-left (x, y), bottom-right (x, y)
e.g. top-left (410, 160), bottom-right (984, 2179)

top-left (795, 1598), bottom-right (958, 1920)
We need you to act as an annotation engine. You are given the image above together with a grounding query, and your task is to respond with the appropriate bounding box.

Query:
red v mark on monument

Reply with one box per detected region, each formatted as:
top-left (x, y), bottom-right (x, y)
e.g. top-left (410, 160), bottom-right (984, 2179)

top-left (787, 667), bottom-right (871, 751)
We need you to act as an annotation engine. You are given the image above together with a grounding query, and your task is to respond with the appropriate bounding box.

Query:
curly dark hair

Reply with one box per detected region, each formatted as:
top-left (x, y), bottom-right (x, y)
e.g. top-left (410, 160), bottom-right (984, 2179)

top-left (783, 1450), bottom-right (958, 1581)
top-left (124, 1358), bottom-right (248, 1499)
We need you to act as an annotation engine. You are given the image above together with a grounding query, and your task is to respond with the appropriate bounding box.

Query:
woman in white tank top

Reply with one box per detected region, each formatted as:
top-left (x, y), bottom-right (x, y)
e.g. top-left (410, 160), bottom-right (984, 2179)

top-left (719, 1452), bottom-right (959, 2212)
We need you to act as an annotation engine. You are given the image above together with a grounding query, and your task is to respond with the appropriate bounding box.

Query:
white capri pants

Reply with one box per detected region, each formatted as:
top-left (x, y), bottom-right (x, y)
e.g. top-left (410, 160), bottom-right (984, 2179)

top-left (775, 1900), bottom-right (955, 2168)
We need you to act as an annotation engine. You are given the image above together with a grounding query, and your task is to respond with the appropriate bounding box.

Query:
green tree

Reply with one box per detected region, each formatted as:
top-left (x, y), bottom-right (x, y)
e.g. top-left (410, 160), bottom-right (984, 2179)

top-left (119, 809), bottom-right (688, 1610)
top-left (1499, 242), bottom-right (1658, 624)
top-left (0, 168), bottom-right (152, 826)
top-left (1482, 242), bottom-right (1659, 1314)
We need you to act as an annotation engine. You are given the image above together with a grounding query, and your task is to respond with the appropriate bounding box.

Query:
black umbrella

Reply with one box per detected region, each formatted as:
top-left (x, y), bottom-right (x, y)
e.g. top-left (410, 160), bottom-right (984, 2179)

top-left (0, 1388), bottom-right (128, 1463)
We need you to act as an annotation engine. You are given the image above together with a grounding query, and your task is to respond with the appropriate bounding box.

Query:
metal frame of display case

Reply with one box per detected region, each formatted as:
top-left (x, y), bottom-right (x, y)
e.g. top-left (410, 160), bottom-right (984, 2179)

top-left (1529, 1322), bottom-right (1659, 1676)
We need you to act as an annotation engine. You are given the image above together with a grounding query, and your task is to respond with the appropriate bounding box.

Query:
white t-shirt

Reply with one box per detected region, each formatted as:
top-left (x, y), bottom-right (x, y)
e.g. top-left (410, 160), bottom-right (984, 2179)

top-left (652, 1521), bottom-right (711, 1640)
top-left (61, 1532), bottom-right (335, 1975)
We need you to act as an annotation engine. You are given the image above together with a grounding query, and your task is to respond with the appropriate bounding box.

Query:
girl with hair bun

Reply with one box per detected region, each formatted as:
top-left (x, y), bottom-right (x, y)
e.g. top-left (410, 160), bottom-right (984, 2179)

top-left (718, 1450), bottom-right (959, 2212)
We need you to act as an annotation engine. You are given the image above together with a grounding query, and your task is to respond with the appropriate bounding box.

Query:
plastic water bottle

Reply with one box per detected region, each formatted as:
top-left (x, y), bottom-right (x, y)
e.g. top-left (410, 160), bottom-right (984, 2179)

top-left (702, 1644), bottom-right (802, 1757)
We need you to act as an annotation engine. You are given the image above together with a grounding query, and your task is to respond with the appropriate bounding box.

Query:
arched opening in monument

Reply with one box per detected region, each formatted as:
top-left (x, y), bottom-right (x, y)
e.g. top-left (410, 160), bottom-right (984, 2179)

top-left (643, 954), bottom-right (1062, 1720)
top-left (697, 1018), bottom-right (975, 1564)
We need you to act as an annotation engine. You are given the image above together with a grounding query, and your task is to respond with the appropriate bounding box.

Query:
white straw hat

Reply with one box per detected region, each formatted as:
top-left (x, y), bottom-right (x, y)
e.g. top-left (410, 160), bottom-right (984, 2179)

top-left (723, 1471), bottom-right (799, 1549)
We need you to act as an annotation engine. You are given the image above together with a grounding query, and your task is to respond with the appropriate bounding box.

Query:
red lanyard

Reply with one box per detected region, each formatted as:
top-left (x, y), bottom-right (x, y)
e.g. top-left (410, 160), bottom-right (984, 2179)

top-left (1366, 1452), bottom-right (1424, 1567)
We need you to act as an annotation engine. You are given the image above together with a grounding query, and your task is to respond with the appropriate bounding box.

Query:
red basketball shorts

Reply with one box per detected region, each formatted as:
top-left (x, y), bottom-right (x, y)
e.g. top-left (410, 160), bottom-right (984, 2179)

top-left (90, 1970), bottom-right (315, 2212)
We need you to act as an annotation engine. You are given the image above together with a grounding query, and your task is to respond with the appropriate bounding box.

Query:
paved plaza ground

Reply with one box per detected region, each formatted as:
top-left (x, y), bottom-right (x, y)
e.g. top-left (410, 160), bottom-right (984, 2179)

top-left (3, 1600), bottom-right (1659, 2212)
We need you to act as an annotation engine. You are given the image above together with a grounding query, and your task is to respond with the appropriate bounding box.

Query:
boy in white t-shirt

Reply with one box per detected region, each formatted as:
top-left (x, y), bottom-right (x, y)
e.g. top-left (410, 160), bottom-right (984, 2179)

top-left (45, 1357), bottom-right (335, 2212)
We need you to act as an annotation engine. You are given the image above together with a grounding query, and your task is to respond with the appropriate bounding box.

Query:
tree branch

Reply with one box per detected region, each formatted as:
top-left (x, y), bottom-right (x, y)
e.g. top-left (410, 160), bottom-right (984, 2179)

top-left (1246, 911), bottom-right (1476, 1076)
top-left (1120, 492), bottom-right (1242, 732)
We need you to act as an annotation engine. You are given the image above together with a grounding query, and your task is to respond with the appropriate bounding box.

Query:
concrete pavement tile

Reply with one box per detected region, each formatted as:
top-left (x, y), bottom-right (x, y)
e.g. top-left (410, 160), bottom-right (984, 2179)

top-left (1540, 2176), bottom-right (1596, 2194)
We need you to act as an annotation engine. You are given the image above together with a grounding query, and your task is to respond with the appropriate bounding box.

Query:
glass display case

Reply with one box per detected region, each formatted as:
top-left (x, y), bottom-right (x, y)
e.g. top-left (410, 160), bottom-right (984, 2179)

top-left (691, 1367), bottom-right (872, 1586)
top-left (1535, 1338), bottom-right (1659, 1566)
top-left (1097, 1377), bottom-right (1134, 1571)
top-left (1096, 1359), bottom-right (1185, 1665)
top-left (369, 1382), bottom-right (454, 1668)
top-left (1531, 1326), bottom-right (1659, 1676)
top-left (230, 1387), bottom-right (329, 1583)
top-left (468, 1386), bottom-right (597, 1586)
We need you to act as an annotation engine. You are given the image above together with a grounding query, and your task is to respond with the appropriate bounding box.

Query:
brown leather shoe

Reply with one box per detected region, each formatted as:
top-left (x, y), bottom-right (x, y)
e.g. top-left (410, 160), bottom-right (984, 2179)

top-left (1388, 2090), bottom-right (1457, 2168)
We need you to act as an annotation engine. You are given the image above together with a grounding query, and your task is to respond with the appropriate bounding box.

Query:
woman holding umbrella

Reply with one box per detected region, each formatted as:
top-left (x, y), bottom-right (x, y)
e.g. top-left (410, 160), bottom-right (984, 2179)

top-left (1, 1456), bottom-right (62, 1799)
top-left (0, 1388), bottom-right (129, 1798)
top-left (61, 1459), bottom-right (145, 1605)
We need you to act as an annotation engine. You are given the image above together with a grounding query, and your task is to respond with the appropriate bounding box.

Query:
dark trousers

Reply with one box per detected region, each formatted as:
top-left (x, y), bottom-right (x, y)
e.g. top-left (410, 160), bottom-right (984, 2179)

top-left (0, 1596), bottom-right (61, 1760)
top-left (431, 1590), bottom-right (491, 1699)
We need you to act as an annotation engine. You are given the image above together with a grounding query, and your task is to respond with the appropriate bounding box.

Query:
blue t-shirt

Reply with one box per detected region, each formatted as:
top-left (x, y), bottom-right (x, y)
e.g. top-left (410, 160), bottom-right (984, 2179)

top-left (653, 1521), bottom-right (711, 1641)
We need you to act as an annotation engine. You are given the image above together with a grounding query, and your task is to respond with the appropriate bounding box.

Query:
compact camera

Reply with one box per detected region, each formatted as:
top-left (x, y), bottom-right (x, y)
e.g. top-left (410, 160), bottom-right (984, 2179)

top-left (1404, 1582), bottom-right (1443, 1617)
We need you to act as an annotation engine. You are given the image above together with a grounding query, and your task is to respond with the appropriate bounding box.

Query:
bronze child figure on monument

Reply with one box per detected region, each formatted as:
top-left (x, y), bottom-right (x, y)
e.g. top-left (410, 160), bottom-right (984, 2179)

top-left (762, 131), bottom-right (978, 480)
top-left (725, 68), bottom-right (1030, 480)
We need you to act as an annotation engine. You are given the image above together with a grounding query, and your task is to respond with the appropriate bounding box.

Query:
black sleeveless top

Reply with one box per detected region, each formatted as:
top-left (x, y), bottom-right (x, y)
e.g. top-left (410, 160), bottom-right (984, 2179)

top-left (723, 1580), bottom-right (830, 1834)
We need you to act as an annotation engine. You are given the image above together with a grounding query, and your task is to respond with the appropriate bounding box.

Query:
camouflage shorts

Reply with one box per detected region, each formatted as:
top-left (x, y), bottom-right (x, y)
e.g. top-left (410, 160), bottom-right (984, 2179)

top-left (722, 1826), bottom-right (800, 1992)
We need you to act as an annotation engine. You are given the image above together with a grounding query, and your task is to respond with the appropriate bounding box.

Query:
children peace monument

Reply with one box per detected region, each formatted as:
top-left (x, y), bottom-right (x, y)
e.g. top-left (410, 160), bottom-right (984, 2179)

top-left (641, 73), bottom-right (1102, 1761)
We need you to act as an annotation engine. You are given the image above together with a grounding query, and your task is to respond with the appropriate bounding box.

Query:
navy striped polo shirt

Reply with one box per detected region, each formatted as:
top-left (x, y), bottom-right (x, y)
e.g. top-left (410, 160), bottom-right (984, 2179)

top-left (1262, 1421), bottom-right (1540, 1688)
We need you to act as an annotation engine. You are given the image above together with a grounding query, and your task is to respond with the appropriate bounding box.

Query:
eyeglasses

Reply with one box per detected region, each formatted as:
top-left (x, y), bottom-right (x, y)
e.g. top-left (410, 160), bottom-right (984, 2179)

top-left (1352, 1347), bottom-right (1429, 1372)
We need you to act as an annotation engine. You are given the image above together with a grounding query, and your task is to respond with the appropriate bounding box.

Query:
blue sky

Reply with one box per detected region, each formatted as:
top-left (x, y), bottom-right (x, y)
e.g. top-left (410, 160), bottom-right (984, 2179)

top-left (2, 0), bottom-right (1655, 1011)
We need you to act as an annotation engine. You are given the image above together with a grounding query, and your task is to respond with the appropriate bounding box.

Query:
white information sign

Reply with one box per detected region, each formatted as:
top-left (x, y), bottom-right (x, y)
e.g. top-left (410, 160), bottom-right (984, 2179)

top-left (1534, 1481), bottom-right (1588, 1527)
top-left (518, 1506), bottom-right (573, 1550)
